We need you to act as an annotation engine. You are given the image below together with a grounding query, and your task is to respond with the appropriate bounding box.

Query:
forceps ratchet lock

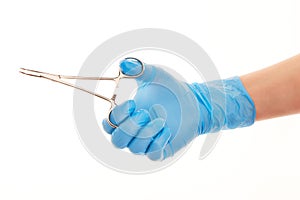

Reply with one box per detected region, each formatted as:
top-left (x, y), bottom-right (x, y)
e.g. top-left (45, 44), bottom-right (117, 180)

top-left (19, 57), bottom-right (145, 128)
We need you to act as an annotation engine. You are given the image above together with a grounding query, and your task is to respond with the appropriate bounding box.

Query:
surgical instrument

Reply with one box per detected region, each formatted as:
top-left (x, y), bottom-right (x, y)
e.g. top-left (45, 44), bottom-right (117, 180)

top-left (19, 57), bottom-right (145, 128)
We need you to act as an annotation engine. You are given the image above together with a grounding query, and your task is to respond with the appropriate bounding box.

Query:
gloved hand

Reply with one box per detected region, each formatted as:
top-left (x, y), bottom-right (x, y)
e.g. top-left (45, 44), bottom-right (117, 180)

top-left (102, 58), bottom-right (256, 161)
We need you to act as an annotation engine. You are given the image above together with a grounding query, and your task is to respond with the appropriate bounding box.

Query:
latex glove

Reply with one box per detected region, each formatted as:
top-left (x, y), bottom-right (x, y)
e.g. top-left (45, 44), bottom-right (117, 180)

top-left (102, 58), bottom-right (256, 161)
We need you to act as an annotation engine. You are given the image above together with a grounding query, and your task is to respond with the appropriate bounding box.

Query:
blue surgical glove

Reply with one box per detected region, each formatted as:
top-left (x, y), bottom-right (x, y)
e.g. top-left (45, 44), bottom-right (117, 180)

top-left (102, 58), bottom-right (256, 161)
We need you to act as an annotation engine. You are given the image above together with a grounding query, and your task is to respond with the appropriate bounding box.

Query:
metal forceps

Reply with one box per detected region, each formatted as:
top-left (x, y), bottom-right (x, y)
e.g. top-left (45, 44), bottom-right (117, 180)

top-left (19, 57), bottom-right (145, 128)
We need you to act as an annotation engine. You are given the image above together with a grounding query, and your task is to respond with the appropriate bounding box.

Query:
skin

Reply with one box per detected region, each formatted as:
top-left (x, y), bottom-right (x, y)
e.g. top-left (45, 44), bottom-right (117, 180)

top-left (240, 54), bottom-right (300, 121)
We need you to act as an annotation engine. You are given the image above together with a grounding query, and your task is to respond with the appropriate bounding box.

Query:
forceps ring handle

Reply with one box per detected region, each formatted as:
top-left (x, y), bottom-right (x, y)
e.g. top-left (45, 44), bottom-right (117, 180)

top-left (105, 57), bottom-right (145, 128)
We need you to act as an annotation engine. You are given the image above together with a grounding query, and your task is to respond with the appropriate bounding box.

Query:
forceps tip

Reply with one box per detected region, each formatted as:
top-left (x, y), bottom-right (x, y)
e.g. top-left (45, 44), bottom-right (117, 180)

top-left (19, 67), bottom-right (27, 73)
top-left (19, 68), bottom-right (42, 78)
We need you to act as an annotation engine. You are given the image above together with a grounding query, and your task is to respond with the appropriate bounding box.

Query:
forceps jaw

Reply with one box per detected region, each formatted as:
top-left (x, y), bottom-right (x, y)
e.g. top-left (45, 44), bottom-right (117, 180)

top-left (19, 68), bottom-right (58, 79)
top-left (20, 67), bottom-right (118, 81)
top-left (19, 67), bottom-right (114, 103)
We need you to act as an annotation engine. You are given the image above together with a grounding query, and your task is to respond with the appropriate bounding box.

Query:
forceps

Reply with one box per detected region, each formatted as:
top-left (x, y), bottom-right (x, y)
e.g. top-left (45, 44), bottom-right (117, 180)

top-left (19, 57), bottom-right (145, 128)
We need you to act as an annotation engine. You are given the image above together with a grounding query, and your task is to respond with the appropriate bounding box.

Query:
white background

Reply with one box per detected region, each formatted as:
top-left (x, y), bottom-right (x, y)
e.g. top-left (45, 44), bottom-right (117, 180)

top-left (1, 0), bottom-right (300, 199)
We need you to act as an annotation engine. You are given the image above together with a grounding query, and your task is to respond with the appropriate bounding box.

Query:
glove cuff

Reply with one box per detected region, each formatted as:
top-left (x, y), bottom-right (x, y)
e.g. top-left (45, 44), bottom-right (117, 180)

top-left (188, 76), bottom-right (256, 133)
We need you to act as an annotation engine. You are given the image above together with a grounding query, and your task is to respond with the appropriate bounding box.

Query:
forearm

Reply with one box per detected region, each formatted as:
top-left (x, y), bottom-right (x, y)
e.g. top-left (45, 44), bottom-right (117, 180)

top-left (240, 54), bottom-right (300, 121)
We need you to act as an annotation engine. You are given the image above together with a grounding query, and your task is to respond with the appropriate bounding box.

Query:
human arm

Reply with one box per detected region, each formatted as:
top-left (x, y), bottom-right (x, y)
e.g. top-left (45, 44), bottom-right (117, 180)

top-left (241, 54), bottom-right (300, 120)
top-left (102, 55), bottom-right (300, 161)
